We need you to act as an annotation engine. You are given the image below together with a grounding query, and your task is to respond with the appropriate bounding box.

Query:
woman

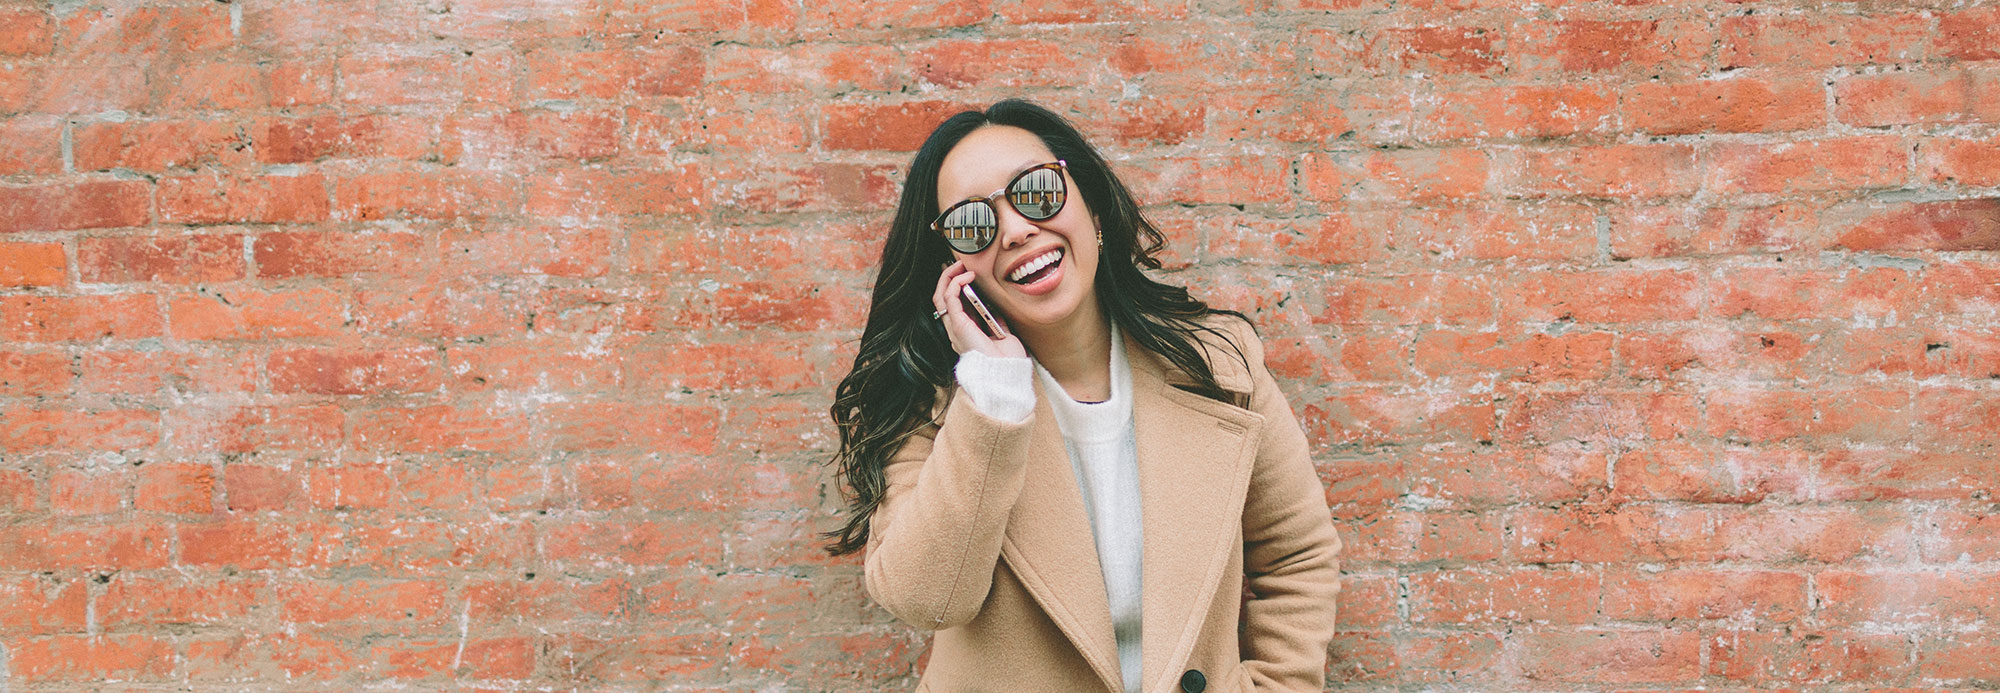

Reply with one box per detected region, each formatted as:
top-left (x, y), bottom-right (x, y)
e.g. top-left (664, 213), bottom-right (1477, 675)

top-left (826, 100), bottom-right (1341, 693)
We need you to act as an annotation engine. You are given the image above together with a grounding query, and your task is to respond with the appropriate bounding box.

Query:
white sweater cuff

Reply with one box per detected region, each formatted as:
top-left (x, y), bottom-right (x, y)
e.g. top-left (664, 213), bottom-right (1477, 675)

top-left (954, 351), bottom-right (1035, 424)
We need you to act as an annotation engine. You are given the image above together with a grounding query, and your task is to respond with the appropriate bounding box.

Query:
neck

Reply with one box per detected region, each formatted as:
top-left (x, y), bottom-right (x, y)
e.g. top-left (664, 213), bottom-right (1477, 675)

top-left (1017, 303), bottom-right (1114, 402)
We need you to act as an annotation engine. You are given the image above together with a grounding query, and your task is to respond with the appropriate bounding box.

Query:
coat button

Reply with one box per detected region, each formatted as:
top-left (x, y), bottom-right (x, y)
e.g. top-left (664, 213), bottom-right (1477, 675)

top-left (1179, 669), bottom-right (1206, 693)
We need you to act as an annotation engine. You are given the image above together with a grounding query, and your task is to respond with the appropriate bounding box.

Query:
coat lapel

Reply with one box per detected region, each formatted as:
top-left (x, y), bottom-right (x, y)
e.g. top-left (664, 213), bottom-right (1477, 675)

top-left (1130, 331), bottom-right (1265, 693)
top-left (998, 326), bottom-right (1266, 693)
top-left (999, 375), bottom-right (1123, 692)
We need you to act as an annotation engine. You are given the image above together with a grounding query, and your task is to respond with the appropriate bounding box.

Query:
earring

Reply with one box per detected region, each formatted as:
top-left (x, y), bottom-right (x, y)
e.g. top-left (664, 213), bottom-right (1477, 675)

top-left (1097, 230), bottom-right (1103, 247)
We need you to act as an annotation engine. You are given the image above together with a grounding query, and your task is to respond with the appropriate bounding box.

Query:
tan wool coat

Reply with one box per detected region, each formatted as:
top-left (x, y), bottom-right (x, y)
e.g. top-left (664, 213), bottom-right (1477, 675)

top-left (864, 317), bottom-right (1342, 692)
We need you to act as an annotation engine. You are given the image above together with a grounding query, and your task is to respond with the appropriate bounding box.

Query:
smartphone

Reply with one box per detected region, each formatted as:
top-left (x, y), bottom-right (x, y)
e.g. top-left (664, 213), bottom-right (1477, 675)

top-left (959, 285), bottom-right (1007, 339)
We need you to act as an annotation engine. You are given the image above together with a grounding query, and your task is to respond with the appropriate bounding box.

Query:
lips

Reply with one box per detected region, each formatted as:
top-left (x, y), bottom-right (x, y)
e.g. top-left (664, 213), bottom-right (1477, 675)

top-left (1006, 248), bottom-right (1063, 284)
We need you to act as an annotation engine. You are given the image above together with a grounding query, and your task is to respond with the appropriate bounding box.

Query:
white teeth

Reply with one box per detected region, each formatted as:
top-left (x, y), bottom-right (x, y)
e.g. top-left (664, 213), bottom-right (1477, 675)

top-left (1008, 249), bottom-right (1064, 282)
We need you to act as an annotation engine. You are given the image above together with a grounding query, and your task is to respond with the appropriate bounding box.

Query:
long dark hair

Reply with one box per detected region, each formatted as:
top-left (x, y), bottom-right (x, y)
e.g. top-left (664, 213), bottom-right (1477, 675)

top-left (823, 99), bottom-right (1249, 556)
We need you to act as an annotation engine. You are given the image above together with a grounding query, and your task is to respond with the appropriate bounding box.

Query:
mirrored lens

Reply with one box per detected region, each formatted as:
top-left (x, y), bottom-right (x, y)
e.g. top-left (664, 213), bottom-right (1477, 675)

top-left (938, 201), bottom-right (997, 252)
top-left (1008, 166), bottom-right (1066, 220)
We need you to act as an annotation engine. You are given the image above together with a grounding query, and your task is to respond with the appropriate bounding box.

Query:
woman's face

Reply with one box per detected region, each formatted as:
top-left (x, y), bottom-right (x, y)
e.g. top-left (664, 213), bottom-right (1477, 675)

top-left (935, 125), bottom-right (1101, 337)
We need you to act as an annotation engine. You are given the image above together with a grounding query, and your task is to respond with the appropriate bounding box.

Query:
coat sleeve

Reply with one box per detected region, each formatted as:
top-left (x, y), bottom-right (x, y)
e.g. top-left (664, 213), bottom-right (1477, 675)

top-left (1231, 324), bottom-right (1343, 691)
top-left (863, 385), bottom-right (1036, 629)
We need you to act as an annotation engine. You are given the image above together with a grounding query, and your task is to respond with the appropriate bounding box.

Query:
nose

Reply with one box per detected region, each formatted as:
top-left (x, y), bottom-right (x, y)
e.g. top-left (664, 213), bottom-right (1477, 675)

top-left (993, 198), bottom-right (1040, 251)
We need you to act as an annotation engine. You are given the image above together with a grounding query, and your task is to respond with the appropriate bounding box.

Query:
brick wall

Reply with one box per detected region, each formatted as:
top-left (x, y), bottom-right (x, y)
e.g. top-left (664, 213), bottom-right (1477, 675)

top-left (1, 0), bottom-right (1997, 689)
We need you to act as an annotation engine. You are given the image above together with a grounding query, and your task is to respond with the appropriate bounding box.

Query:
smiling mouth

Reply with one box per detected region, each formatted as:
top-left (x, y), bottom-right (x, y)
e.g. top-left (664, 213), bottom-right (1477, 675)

top-left (1008, 248), bottom-right (1063, 284)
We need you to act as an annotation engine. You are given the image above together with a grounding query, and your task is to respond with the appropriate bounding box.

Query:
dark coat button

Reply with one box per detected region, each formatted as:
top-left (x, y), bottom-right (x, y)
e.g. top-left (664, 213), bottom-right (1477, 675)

top-left (1179, 669), bottom-right (1206, 693)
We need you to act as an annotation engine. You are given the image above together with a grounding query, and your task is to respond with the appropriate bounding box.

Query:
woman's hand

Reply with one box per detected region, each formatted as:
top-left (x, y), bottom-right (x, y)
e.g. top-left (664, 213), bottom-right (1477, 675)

top-left (933, 261), bottom-right (1027, 359)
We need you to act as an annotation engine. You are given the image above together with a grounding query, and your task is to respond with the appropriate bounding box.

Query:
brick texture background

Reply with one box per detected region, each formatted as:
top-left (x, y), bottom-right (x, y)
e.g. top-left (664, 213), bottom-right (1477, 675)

top-left (2, 0), bottom-right (1998, 689)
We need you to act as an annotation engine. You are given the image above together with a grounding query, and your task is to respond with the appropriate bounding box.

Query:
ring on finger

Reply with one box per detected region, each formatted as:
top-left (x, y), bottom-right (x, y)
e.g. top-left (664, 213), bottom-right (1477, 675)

top-left (931, 309), bottom-right (946, 320)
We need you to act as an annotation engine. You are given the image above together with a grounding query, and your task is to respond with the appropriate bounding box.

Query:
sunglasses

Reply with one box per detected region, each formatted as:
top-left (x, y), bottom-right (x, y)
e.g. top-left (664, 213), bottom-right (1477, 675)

top-left (931, 160), bottom-right (1068, 254)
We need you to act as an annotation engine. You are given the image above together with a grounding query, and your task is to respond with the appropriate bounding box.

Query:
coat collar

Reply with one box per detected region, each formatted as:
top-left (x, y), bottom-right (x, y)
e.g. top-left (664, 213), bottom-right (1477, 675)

top-left (997, 327), bottom-right (1267, 693)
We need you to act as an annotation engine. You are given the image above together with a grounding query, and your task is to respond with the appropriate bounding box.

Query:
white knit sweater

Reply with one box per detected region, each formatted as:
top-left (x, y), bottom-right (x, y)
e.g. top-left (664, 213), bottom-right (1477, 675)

top-left (953, 330), bottom-right (1143, 693)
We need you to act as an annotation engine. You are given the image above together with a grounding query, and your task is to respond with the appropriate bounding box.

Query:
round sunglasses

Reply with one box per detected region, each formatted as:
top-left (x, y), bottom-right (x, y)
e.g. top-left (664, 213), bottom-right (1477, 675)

top-left (931, 160), bottom-right (1068, 254)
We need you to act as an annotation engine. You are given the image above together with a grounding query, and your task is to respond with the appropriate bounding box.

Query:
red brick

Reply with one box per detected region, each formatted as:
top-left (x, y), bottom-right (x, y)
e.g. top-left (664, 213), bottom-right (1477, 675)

top-left (1415, 83), bottom-right (1615, 142)
top-left (390, 461), bottom-right (476, 512)
top-left (331, 169), bottom-right (519, 221)
top-left (76, 348), bottom-right (255, 396)
top-left (0, 180), bottom-right (151, 233)
top-left (167, 287), bottom-right (344, 340)
top-left (349, 405), bottom-right (531, 454)
top-left (164, 405), bottom-right (343, 454)
top-left (1919, 632), bottom-right (2000, 682)
top-left (1110, 33), bottom-right (1295, 88)
top-left (1720, 13), bottom-right (1930, 69)
top-left (556, 633), bottom-right (727, 681)
top-left (1, 407), bottom-right (157, 452)
top-left (1407, 568), bottom-right (1600, 625)
top-left (1514, 629), bottom-right (1702, 684)
top-left (1302, 148), bottom-right (1489, 202)
top-left (0, 118), bottom-right (61, 174)
top-left (152, 60), bottom-right (274, 111)
top-left (1319, 272), bottom-right (1494, 325)
top-left (97, 575), bottom-right (259, 627)
top-left (1304, 387), bottom-right (1495, 446)
top-left (1939, 7), bottom-right (2000, 61)
top-left (264, 630), bottom-right (359, 681)
top-left (1925, 262), bottom-right (2000, 319)
top-left (57, 5), bottom-right (230, 56)
top-left (0, 64), bottom-right (149, 113)
top-left (1515, 19), bottom-right (1712, 75)
top-left (1326, 631), bottom-right (1398, 683)
top-left (1369, 26), bottom-right (1503, 75)
top-left (1415, 329), bottom-right (1613, 383)
top-left (1502, 391), bottom-right (1696, 445)
top-left (4, 634), bottom-right (174, 681)
top-left (0, 469), bottom-right (35, 512)
top-left (1, 294), bottom-right (162, 343)
top-left (315, 519), bottom-right (531, 573)
top-left (1604, 569), bottom-right (1805, 623)
top-left (1834, 199), bottom-right (2000, 252)
top-left (542, 401), bottom-right (719, 454)
top-left (1609, 203), bottom-right (1825, 258)
top-left (1626, 76), bottom-right (1825, 135)
top-left (158, 174), bottom-right (329, 224)
top-left (179, 520), bottom-right (298, 569)
top-left (77, 233), bottom-right (245, 283)
top-left (444, 110), bottom-right (621, 163)
top-left (619, 339), bottom-right (820, 393)
top-left (0, 349), bottom-right (69, 396)
top-left (1621, 328), bottom-right (1821, 382)
top-left (1918, 386), bottom-right (2000, 446)
top-left (1336, 573), bottom-right (1399, 629)
top-left (225, 464), bottom-right (302, 512)
top-left (542, 518), bottom-right (724, 567)
top-left (1405, 446), bottom-right (1606, 507)
top-left (1337, 510), bottom-right (1503, 566)
top-left (72, 119), bottom-right (249, 172)
top-left (268, 347), bottom-right (440, 395)
top-left (49, 468), bottom-right (123, 515)
top-left (1498, 144), bottom-right (1698, 198)
top-left (0, 7), bottom-right (54, 56)
top-left (306, 462), bottom-right (394, 511)
top-left (439, 223), bottom-right (611, 277)
top-left (335, 54), bottom-right (459, 105)
top-left (277, 579), bottom-right (447, 624)
top-left (1709, 266), bottom-right (1915, 321)
top-left (995, 0), bottom-right (1181, 23)
top-left (1920, 136), bottom-right (2000, 188)
top-left (1210, 87), bottom-right (1404, 146)
top-left (352, 283), bottom-right (536, 339)
top-left (1837, 71), bottom-right (1982, 127)
top-left (0, 241), bottom-right (65, 287)
top-left (1710, 629), bottom-right (1914, 684)
top-left (1714, 505), bottom-right (1915, 563)
top-left (254, 113), bottom-right (434, 164)
top-left (524, 165), bottom-right (699, 218)
top-left (0, 521), bottom-right (172, 570)
top-left (1613, 446), bottom-right (1809, 503)
top-left (135, 461), bottom-right (215, 514)
top-left (1396, 631), bottom-right (1501, 684)
top-left (1511, 504), bottom-right (1716, 563)
top-left (1503, 269), bottom-right (1700, 323)
top-left (1922, 509), bottom-right (2000, 563)
top-left (1816, 570), bottom-right (2000, 625)
top-left (467, 575), bottom-right (630, 623)
top-left (253, 229), bottom-right (428, 278)
top-left (668, 279), bottom-right (863, 333)
top-left (1706, 137), bottom-right (1908, 195)
top-left (822, 100), bottom-right (971, 152)
top-left (0, 576), bottom-right (87, 634)
top-left (524, 45), bottom-right (701, 100)
top-left (1464, 174), bottom-right (1593, 234)
top-left (1818, 448), bottom-right (1998, 502)
top-left (445, 339), bottom-right (620, 394)
top-left (914, 39), bottom-right (1083, 89)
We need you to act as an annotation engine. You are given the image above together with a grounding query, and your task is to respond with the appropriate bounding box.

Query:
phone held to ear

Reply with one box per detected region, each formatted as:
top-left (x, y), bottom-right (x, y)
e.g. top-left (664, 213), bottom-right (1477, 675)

top-left (960, 285), bottom-right (1007, 339)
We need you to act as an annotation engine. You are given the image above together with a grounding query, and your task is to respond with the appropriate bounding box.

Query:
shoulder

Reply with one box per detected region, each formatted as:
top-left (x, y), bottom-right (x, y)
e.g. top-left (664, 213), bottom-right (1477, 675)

top-left (1190, 313), bottom-right (1262, 395)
